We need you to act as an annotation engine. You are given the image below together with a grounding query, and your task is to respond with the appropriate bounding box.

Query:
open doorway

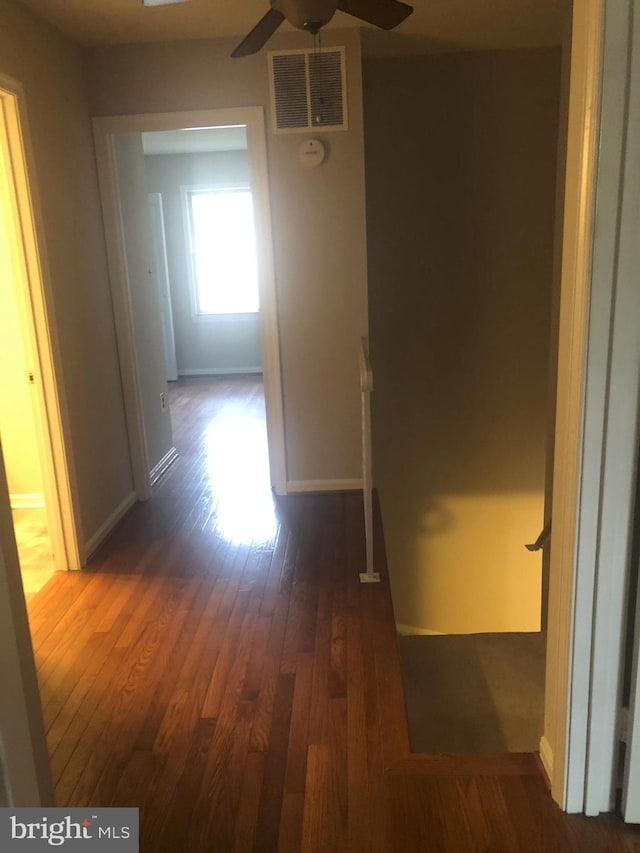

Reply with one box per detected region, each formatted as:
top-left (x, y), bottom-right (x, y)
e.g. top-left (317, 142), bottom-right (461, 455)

top-left (363, 43), bottom-right (566, 754)
top-left (0, 237), bottom-right (55, 600)
top-left (0, 78), bottom-right (81, 600)
top-left (136, 125), bottom-right (273, 512)
top-left (142, 126), bottom-right (265, 387)
top-left (93, 108), bottom-right (287, 504)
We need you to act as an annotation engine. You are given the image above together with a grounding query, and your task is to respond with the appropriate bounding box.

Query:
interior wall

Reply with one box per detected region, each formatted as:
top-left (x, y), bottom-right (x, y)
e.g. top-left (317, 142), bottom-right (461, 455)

top-left (144, 150), bottom-right (263, 374)
top-left (84, 28), bottom-right (369, 486)
top-left (114, 134), bottom-right (174, 472)
top-left (0, 0), bottom-right (133, 544)
top-left (364, 48), bottom-right (561, 634)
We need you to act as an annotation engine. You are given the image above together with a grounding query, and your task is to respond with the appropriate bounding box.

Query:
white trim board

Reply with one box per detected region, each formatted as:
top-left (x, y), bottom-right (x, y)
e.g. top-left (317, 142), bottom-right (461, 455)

top-left (585, 0), bottom-right (640, 816)
top-left (10, 494), bottom-right (45, 510)
top-left (539, 735), bottom-right (554, 786)
top-left (177, 368), bottom-right (263, 376)
top-left (542, 0), bottom-right (604, 812)
top-left (286, 479), bottom-right (363, 494)
top-left (84, 491), bottom-right (136, 560)
top-left (150, 446), bottom-right (178, 486)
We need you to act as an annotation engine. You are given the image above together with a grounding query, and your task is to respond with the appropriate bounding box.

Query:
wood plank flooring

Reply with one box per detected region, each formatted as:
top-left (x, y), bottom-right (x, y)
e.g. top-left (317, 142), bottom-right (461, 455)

top-left (27, 376), bottom-right (640, 851)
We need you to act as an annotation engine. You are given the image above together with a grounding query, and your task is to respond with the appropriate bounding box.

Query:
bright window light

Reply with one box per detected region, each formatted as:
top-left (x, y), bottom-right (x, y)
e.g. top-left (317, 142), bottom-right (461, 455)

top-left (189, 189), bottom-right (259, 315)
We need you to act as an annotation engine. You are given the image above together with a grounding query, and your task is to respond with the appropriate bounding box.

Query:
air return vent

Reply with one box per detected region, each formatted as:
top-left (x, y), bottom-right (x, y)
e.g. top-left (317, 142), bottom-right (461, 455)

top-left (268, 47), bottom-right (348, 134)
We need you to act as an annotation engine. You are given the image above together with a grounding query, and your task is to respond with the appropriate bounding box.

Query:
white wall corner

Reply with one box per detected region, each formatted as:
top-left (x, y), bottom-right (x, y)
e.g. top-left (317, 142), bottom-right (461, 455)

top-left (84, 491), bottom-right (137, 560)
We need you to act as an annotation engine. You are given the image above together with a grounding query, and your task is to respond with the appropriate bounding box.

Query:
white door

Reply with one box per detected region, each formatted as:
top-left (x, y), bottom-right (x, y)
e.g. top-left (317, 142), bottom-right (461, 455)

top-left (148, 192), bottom-right (178, 381)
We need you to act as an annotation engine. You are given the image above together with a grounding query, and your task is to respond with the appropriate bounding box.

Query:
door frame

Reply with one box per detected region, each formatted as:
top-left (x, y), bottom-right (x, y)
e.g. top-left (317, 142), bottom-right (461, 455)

top-left (93, 107), bottom-right (287, 498)
top-left (543, 0), bottom-right (640, 815)
top-left (0, 75), bottom-right (83, 571)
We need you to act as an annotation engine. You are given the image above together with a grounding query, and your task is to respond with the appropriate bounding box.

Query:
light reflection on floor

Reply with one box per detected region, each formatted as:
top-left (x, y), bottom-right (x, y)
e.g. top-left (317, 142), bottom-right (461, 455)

top-left (203, 410), bottom-right (277, 545)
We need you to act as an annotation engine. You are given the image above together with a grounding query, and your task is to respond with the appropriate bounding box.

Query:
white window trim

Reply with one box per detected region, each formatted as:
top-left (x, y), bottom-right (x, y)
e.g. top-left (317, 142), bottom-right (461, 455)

top-left (180, 183), bottom-right (259, 321)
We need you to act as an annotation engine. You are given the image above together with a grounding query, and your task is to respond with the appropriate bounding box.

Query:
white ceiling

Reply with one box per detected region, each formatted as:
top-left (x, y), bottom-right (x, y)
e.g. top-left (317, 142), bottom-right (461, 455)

top-left (16, 0), bottom-right (565, 57)
top-left (141, 126), bottom-right (248, 155)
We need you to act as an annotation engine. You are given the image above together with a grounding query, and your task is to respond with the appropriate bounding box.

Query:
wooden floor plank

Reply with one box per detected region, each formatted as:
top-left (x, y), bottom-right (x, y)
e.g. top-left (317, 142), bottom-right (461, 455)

top-left (22, 376), bottom-right (640, 852)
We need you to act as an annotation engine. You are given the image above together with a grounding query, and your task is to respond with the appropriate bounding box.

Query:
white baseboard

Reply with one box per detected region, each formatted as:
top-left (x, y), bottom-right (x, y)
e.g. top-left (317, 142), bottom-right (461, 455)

top-left (10, 493), bottom-right (45, 509)
top-left (177, 367), bottom-right (263, 376)
top-left (85, 491), bottom-right (137, 559)
top-left (286, 478), bottom-right (363, 494)
top-left (396, 624), bottom-right (446, 636)
top-left (539, 735), bottom-right (554, 785)
top-left (150, 446), bottom-right (178, 486)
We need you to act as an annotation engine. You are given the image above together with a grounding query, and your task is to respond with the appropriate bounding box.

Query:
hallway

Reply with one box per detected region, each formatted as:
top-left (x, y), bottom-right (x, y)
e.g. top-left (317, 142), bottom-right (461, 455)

top-left (25, 377), bottom-right (640, 851)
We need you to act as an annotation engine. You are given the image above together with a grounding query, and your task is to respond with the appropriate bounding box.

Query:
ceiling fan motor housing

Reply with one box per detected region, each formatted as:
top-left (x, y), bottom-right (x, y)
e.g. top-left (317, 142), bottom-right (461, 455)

top-left (271, 0), bottom-right (337, 31)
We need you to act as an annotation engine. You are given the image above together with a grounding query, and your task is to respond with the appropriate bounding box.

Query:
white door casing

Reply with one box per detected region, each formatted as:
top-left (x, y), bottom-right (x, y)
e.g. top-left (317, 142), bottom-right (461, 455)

top-left (543, 0), bottom-right (640, 817)
top-left (617, 0), bottom-right (640, 824)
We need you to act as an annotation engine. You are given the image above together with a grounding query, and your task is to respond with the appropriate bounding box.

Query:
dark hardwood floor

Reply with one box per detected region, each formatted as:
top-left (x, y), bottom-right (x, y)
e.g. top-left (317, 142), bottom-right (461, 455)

top-left (27, 376), bottom-right (640, 851)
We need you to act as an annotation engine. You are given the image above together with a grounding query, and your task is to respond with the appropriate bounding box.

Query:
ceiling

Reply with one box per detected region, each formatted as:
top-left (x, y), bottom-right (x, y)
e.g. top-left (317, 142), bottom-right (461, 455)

top-left (17, 0), bottom-right (565, 57)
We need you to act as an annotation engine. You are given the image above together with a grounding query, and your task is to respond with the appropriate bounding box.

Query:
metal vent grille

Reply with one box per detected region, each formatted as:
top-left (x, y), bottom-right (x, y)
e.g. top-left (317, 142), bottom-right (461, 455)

top-left (309, 50), bottom-right (344, 128)
top-left (268, 48), bottom-right (348, 134)
top-left (271, 53), bottom-right (308, 130)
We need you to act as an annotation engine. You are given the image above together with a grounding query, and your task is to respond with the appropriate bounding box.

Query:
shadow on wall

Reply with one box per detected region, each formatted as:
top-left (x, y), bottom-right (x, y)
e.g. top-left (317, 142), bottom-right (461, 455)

top-left (364, 48), bottom-right (562, 635)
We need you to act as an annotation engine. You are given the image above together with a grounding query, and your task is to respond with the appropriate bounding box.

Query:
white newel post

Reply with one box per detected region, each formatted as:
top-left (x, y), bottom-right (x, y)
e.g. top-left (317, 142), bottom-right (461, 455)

top-left (359, 338), bottom-right (379, 583)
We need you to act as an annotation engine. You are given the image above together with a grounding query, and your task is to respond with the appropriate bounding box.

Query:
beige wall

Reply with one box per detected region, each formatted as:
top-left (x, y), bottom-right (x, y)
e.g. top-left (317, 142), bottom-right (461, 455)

top-left (0, 0), bottom-right (133, 542)
top-left (144, 150), bottom-right (263, 374)
top-left (364, 48), bottom-right (561, 634)
top-left (84, 29), bottom-right (369, 485)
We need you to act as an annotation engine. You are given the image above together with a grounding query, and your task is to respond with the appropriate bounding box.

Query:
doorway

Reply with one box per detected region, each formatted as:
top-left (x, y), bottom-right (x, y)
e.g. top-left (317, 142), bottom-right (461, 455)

top-left (93, 107), bottom-right (287, 501)
top-left (363, 46), bottom-right (558, 755)
top-left (0, 78), bottom-right (82, 595)
top-left (0, 231), bottom-right (54, 600)
top-left (142, 126), bottom-right (265, 387)
top-left (114, 123), bottom-right (271, 497)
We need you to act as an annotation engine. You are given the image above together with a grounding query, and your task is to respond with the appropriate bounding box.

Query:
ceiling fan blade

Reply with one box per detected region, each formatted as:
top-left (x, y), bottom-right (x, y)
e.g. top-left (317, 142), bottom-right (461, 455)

top-left (231, 9), bottom-right (286, 58)
top-left (336, 0), bottom-right (412, 30)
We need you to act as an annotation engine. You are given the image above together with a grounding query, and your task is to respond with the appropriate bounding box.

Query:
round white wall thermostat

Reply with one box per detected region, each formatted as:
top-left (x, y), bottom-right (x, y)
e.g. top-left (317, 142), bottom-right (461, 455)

top-left (298, 138), bottom-right (326, 167)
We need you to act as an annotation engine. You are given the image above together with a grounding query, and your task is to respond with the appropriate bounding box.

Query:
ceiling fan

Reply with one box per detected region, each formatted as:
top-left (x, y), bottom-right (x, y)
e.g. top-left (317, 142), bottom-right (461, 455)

top-left (142, 0), bottom-right (414, 58)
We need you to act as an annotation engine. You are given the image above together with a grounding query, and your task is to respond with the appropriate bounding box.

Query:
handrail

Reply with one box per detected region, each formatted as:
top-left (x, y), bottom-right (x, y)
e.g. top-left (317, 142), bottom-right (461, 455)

top-left (526, 520), bottom-right (552, 552)
top-left (359, 337), bottom-right (379, 583)
top-left (359, 336), bottom-right (373, 393)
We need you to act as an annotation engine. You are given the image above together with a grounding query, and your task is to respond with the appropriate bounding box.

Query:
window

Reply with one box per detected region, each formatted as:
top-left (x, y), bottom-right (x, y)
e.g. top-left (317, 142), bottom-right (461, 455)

top-left (186, 188), bottom-right (259, 316)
